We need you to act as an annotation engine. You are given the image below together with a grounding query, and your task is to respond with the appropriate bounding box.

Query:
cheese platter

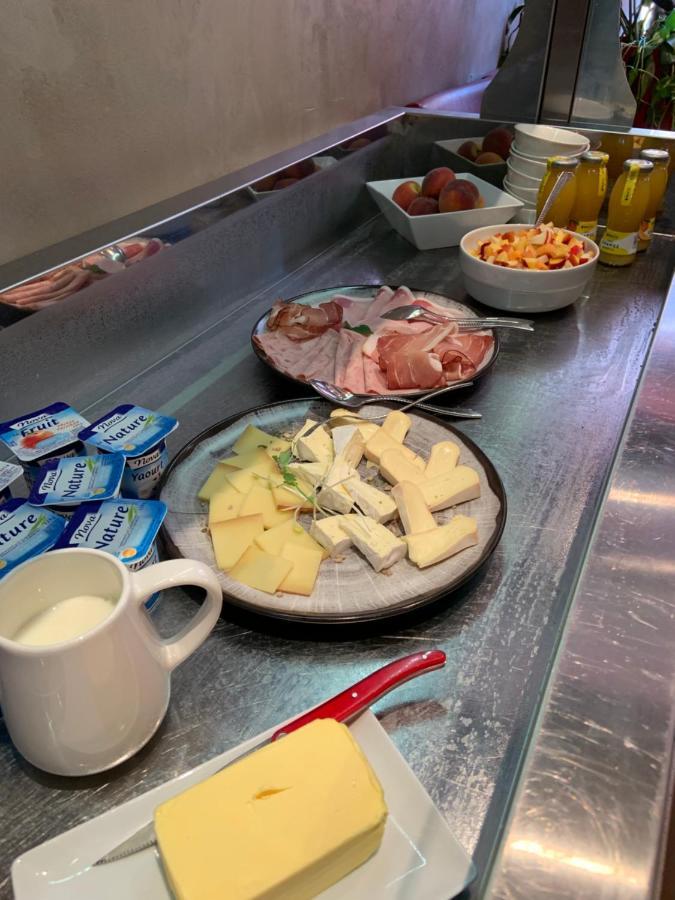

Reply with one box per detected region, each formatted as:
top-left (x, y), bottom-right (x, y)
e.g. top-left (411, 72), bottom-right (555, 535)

top-left (159, 399), bottom-right (506, 625)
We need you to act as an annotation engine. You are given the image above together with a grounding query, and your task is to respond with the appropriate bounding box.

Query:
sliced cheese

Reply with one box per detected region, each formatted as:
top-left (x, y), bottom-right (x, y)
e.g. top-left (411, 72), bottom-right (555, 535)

top-left (425, 441), bottom-right (460, 478)
top-left (198, 463), bottom-right (231, 502)
top-left (341, 516), bottom-right (406, 572)
top-left (391, 482), bottom-right (436, 535)
top-left (379, 448), bottom-right (428, 486)
top-left (210, 514), bottom-right (264, 571)
top-left (271, 481), bottom-right (315, 511)
top-left (364, 429), bottom-right (423, 466)
top-left (233, 424), bottom-right (290, 456)
top-left (381, 410), bottom-right (411, 443)
top-left (219, 448), bottom-right (274, 470)
top-left (208, 484), bottom-right (244, 526)
top-left (154, 719), bottom-right (387, 900)
top-left (310, 515), bottom-right (356, 556)
top-left (405, 515), bottom-right (478, 568)
top-left (255, 519), bottom-right (327, 559)
top-left (287, 461), bottom-right (329, 488)
top-left (293, 419), bottom-right (334, 465)
top-left (239, 483), bottom-right (293, 529)
top-left (331, 425), bottom-right (365, 468)
top-left (346, 477), bottom-right (397, 524)
top-left (329, 409), bottom-right (379, 442)
top-left (319, 458), bottom-right (356, 514)
top-left (419, 465), bottom-right (480, 511)
top-left (229, 545), bottom-right (292, 594)
top-left (226, 466), bottom-right (274, 495)
top-left (279, 542), bottom-right (323, 595)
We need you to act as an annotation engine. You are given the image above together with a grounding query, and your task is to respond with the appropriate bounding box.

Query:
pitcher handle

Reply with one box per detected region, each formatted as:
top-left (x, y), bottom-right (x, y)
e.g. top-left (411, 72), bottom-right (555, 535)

top-left (130, 559), bottom-right (222, 671)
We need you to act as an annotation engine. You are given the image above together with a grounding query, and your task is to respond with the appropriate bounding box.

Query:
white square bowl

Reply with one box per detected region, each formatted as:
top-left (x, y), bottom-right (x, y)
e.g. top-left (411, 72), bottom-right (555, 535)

top-left (434, 138), bottom-right (508, 187)
top-left (367, 173), bottom-right (523, 251)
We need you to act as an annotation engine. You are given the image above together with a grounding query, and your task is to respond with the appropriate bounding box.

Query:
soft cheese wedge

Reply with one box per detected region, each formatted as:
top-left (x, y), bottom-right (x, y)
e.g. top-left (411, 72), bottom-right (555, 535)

top-left (208, 484), bottom-right (244, 526)
top-left (346, 477), bottom-right (397, 524)
top-left (379, 448), bottom-right (428, 486)
top-left (319, 458), bottom-right (356, 514)
top-left (341, 516), bottom-right (406, 572)
top-left (419, 465), bottom-right (480, 511)
top-left (310, 515), bottom-right (356, 556)
top-left (287, 461), bottom-right (328, 487)
top-left (392, 482), bottom-right (436, 535)
top-left (329, 409), bottom-right (379, 442)
top-left (293, 419), bottom-right (334, 465)
top-left (255, 519), bottom-right (327, 559)
top-left (381, 410), bottom-right (411, 443)
top-left (233, 425), bottom-right (290, 456)
top-left (332, 425), bottom-right (366, 468)
top-left (198, 463), bottom-right (232, 502)
top-left (425, 441), bottom-right (460, 478)
top-left (364, 429), bottom-right (423, 467)
top-left (405, 514), bottom-right (478, 568)
top-left (239, 483), bottom-right (293, 529)
top-left (271, 481), bottom-right (315, 511)
top-left (279, 542), bottom-right (323, 595)
top-left (210, 514), bottom-right (264, 571)
top-left (155, 719), bottom-right (387, 900)
top-left (229, 545), bottom-right (292, 594)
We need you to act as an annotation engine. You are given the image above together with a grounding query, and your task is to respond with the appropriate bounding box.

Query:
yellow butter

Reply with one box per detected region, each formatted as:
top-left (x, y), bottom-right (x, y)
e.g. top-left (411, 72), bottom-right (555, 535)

top-left (210, 514), bottom-right (264, 571)
top-left (279, 542), bottom-right (323, 595)
top-left (229, 545), bottom-right (292, 594)
top-left (155, 719), bottom-right (387, 900)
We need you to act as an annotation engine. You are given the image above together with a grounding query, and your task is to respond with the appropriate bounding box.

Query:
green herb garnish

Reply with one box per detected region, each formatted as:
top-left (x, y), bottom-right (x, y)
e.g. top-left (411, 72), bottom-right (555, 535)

top-left (344, 323), bottom-right (372, 336)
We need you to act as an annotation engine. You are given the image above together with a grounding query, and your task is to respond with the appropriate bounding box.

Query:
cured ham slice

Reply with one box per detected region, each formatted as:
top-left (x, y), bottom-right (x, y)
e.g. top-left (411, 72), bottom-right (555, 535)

top-left (362, 321), bottom-right (433, 361)
top-left (267, 299), bottom-right (343, 341)
top-left (254, 330), bottom-right (338, 382)
top-left (341, 334), bottom-right (367, 394)
top-left (335, 330), bottom-right (364, 384)
top-left (363, 355), bottom-right (389, 394)
top-left (385, 351), bottom-right (443, 391)
top-left (359, 286), bottom-right (395, 326)
top-left (435, 333), bottom-right (493, 381)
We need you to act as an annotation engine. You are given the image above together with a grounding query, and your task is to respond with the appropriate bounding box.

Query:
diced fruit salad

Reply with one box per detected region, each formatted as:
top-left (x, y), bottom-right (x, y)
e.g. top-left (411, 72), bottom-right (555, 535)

top-left (471, 224), bottom-right (595, 271)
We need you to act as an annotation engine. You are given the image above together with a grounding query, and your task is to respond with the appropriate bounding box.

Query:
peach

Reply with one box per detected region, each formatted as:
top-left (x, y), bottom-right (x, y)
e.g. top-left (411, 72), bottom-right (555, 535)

top-left (438, 179), bottom-right (479, 212)
top-left (457, 141), bottom-right (481, 162)
top-left (253, 175), bottom-right (277, 192)
top-left (421, 167), bottom-right (455, 199)
top-left (475, 151), bottom-right (504, 164)
top-left (408, 197), bottom-right (439, 216)
top-left (482, 127), bottom-right (513, 159)
top-left (273, 177), bottom-right (300, 190)
top-left (392, 180), bottom-right (421, 211)
top-left (281, 159), bottom-right (316, 180)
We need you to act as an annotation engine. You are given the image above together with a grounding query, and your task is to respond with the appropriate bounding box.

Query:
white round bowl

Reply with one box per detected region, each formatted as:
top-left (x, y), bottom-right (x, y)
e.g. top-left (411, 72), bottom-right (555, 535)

top-left (511, 207), bottom-right (537, 224)
top-left (508, 148), bottom-right (548, 178)
top-left (503, 177), bottom-right (539, 204)
top-left (514, 124), bottom-right (589, 158)
top-left (459, 224), bottom-right (598, 313)
top-left (505, 161), bottom-right (541, 188)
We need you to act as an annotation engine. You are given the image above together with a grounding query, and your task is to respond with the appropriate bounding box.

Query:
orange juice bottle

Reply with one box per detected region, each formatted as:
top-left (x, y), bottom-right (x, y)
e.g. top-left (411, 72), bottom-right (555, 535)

top-left (601, 132), bottom-right (635, 181)
top-left (599, 159), bottom-right (653, 266)
top-left (568, 151), bottom-right (608, 239)
top-left (638, 148), bottom-right (670, 250)
top-left (536, 157), bottom-right (578, 228)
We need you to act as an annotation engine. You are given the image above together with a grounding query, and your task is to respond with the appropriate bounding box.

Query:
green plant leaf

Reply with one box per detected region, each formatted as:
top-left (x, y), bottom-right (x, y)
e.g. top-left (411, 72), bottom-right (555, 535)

top-left (344, 323), bottom-right (372, 336)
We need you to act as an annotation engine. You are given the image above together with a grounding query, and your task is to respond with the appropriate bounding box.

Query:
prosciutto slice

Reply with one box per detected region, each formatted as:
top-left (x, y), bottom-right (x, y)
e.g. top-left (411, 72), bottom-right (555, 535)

top-left (267, 299), bottom-right (343, 341)
top-left (435, 333), bottom-right (493, 381)
top-left (385, 351), bottom-right (444, 391)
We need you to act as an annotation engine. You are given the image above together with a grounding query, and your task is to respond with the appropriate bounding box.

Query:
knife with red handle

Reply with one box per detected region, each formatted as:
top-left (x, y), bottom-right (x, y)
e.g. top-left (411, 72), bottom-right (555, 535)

top-left (94, 649), bottom-right (446, 866)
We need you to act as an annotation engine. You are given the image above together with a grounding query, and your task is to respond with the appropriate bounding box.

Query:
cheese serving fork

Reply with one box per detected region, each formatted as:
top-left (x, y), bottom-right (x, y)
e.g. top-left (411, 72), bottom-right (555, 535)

top-left (93, 649), bottom-right (446, 866)
top-left (380, 305), bottom-right (534, 331)
top-left (308, 379), bottom-right (481, 421)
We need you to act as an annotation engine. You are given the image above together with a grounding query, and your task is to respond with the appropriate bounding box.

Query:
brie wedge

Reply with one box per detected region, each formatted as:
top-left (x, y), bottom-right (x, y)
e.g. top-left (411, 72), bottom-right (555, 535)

top-left (341, 516), bottom-right (406, 572)
top-left (346, 477), bottom-right (397, 524)
top-left (332, 425), bottom-right (366, 468)
top-left (391, 482), bottom-right (436, 535)
top-left (405, 514), bottom-right (478, 567)
top-left (379, 448), bottom-right (428, 486)
top-left (425, 441), bottom-right (460, 478)
top-left (419, 465), bottom-right (480, 511)
top-left (381, 410), bottom-right (411, 443)
top-left (310, 515), bottom-right (356, 556)
top-left (293, 419), bottom-right (334, 465)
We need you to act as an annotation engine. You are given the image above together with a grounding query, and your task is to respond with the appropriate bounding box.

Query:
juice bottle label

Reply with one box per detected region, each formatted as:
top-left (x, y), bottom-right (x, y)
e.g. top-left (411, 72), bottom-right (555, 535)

top-left (620, 163), bottom-right (640, 206)
top-left (599, 166), bottom-right (607, 197)
top-left (639, 218), bottom-right (654, 242)
top-left (600, 228), bottom-right (638, 256)
top-left (571, 220), bottom-right (598, 240)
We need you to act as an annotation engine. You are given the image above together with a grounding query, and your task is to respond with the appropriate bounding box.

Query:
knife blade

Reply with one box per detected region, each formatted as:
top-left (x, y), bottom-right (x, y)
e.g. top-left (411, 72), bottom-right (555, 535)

top-left (93, 648), bottom-right (445, 866)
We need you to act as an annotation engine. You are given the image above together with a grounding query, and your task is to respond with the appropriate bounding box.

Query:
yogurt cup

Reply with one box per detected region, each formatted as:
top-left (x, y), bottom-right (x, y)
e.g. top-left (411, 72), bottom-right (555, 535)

top-left (0, 461), bottom-right (24, 504)
top-left (78, 405), bottom-right (178, 500)
top-left (56, 498), bottom-right (168, 609)
top-left (0, 499), bottom-right (67, 579)
top-left (28, 453), bottom-right (125, 508)
top-left (0, 402), bottom-right (89, 487)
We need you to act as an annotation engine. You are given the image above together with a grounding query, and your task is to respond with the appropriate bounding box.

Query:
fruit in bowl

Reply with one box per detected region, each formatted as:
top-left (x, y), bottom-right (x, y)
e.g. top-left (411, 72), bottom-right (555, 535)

top-left (421, 167), bottom-right (455, 199)
top-left (393, 171), bottom-right (484, 215)
top-left (408, 197), bottom-right (439, 216)
top-left (439, 179), bottom-right (483, 213)
top-left (457, 141), bottom-right (481, 162)
top-left (457, 127), bottom-right (513, 165)
top-left (470, 224), bottom-right (595, 271)
top-left (392, 180), bottom-right (422, 211)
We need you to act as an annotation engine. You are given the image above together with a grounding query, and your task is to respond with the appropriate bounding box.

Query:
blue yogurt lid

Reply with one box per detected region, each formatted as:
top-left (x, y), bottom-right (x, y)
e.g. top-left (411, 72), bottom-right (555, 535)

top-left (78, 405), bottom-right (178, 459)
top-left (56, 498), bottom-right (167, 566)
top-left (0, 402), bottom-right (90, 463)
top-left (0, 500), bottom-right (67, 579)
top-left (28, 454), bottom-right (126, 507)
top-left (0, 461), bottom-right (23, 493)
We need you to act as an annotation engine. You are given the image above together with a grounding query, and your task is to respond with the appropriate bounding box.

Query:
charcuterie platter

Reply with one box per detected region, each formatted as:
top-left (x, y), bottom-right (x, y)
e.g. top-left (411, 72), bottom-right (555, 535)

top-left (159, 398), bottom-right (506, 625)
top-left (251, 285), bottom-right (500, 398)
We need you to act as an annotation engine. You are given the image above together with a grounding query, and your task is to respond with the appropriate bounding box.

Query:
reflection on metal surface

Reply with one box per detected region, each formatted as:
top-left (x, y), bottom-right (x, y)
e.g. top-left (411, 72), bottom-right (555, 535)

top-left (487, 267), bottom-right (675, 900)
top-left (539, 0), bottom-right (592, 125)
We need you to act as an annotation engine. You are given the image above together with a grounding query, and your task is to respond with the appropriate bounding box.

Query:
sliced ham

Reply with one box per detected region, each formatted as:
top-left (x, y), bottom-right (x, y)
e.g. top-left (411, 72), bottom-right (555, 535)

top-left (386, 351), bottom-right (444, 391)
top-left (342, 335), bottom-right (366, 394)
top-left (295, 329), bottom-right (339, 382)
top-left (267, 299), bottom-right (343, 341)
top-left (359, 286), bottom-right (395, 326)
top-left (335, 329), bottom-right (364, 384)
top-left (362, 320), bottom-right (433, 361)
top-left (363, 355), bottom-right (389, 394)
top-left (435, 333), bottom-right (493, 381)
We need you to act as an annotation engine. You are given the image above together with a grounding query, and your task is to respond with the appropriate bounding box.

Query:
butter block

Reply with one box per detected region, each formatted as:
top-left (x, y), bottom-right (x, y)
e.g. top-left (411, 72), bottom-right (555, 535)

top-left (279, 542), bottom-right (323, 595)
top-left (198, 463), bottom-right (231, 502)
top-left (341, 516), bottom-right (406, 572)
top-left (346, 477), bottom-right (397, 524)
top-left (208, 484), bottom-right (244, 526)
top-left (255, 519), bottom-right (327, 559)
top-left (155, 719), bottom-right (387, 900)
top-left (392, 481), bottom-right (436, 535)
top-left (364, 429), bottom-right (422, 466)
top-left (381, 410), bottom-right (411, 443)
top-left (425, 441), bottom-right (460, 478)
top-left (210, 514), bottom-right (264, 571)
top-left (293, 419), bottom-right (334, 465)
top-left (233, 425), bottom-right (290, 456)
top-left (229, 545), bottom-right (292, 593)
top-left (309, 515), bottom-right (356, 556)
top-left (379, 448), bottom-right (428, 486)
top-left (419, 465), bottom-right (480, 511)
top-left (239, 484), bottom-right (293, 529)
top-left (405, 514), bottom-right (478, 567)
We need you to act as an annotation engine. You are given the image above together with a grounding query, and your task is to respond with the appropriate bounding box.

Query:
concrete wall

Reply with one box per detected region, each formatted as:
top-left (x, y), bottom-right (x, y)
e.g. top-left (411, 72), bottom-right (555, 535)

top-left (2, 0), bottom-right (515, 264)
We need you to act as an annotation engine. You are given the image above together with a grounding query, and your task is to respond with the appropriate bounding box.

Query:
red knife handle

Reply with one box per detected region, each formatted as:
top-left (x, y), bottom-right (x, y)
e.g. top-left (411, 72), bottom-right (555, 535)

top-left (271, 649), bottom-right (446, 741)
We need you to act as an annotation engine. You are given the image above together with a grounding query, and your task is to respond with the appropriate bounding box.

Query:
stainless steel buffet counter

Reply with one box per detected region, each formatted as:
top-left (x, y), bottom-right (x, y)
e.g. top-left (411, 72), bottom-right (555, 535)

top-left (0, 111), bottom-right (674, 899)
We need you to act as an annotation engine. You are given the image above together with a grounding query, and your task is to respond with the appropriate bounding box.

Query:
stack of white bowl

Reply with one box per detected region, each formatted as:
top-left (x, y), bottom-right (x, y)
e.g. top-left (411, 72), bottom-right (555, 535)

top-left (505, 124), bottom-right (590, 222)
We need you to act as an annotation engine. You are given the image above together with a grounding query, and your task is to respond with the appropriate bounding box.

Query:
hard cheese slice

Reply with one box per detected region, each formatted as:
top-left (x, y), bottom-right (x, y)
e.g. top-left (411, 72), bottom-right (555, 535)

top-left (155, 719), bottom-right (387, 900)
top-left (419, 465), bottom-right (480, 511)
top-left (229, 545), bottom-right (292, 594)
top-left (392, 481), bottom-right (436, 535)
top-left (279, 542), bottom-right (323, 595)
top-left (233, 425), bottom-right (290, 456)
top-left (198, 464), bottom-right (231, 502)
top-left (255, 519), bottom-right (327, 559)
top-left (405, 514), bottom-right (478, 567)
top-left (425, 441), bottom-right (460, 478)
top-left (381, 410), bottom-right (411, 443)
top-left (239, 483), bottom-right (293, 528)
top-left (210, 514), bottom-right (264, 571)
top-left (208, 484), bottom-right (244, 526)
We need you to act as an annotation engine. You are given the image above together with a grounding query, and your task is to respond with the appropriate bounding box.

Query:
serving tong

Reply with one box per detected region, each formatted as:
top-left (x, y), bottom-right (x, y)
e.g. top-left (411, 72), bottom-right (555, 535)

top-left (380, 306), bottom-right (534, 332)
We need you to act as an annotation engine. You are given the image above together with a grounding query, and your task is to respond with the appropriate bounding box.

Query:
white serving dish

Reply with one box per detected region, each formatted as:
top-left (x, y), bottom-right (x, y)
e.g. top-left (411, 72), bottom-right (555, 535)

top-left (511, 206), bottom-right (537, 224)
top-left (511, 140), bottom-right (588, 162)
top-left (506, 160), bottom-right (541, 188)
top-left (367, 173), bottom-right (522, 250)
top-left (514, 124), bottom-right (589, 158)
top-left (508, 147), bottom-right (548, 178)
top-left (503, 177), bottom-right (539, 204)
top-left (459, 224), bottom-right (598, 313)
top-left (434, 138), bottom-right (507, 187)
top-left (247, 156), bottom-right (337, 199)
top-left (12, 710), bottom-right (476, 900)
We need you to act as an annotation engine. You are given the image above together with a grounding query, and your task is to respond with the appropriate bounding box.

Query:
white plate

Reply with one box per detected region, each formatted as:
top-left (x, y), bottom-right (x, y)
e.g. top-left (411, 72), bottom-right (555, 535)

top-left (12, 711), bottom-right (476, 900)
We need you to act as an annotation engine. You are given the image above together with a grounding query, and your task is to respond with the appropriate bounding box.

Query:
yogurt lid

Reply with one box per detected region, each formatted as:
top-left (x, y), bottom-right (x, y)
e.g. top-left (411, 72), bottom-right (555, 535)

top-left (56, 498), bottom-right (167, 564)
top-left (28, 454), bottom-right (126, 507)
top-left (78, 405), bottom-right (178, 459)
top-left (0, 402), bottom-right (90, 463)
top-left (0, 499), bottom-right (67, 578)
top-left (0, 461), bottom-right (23, 493)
